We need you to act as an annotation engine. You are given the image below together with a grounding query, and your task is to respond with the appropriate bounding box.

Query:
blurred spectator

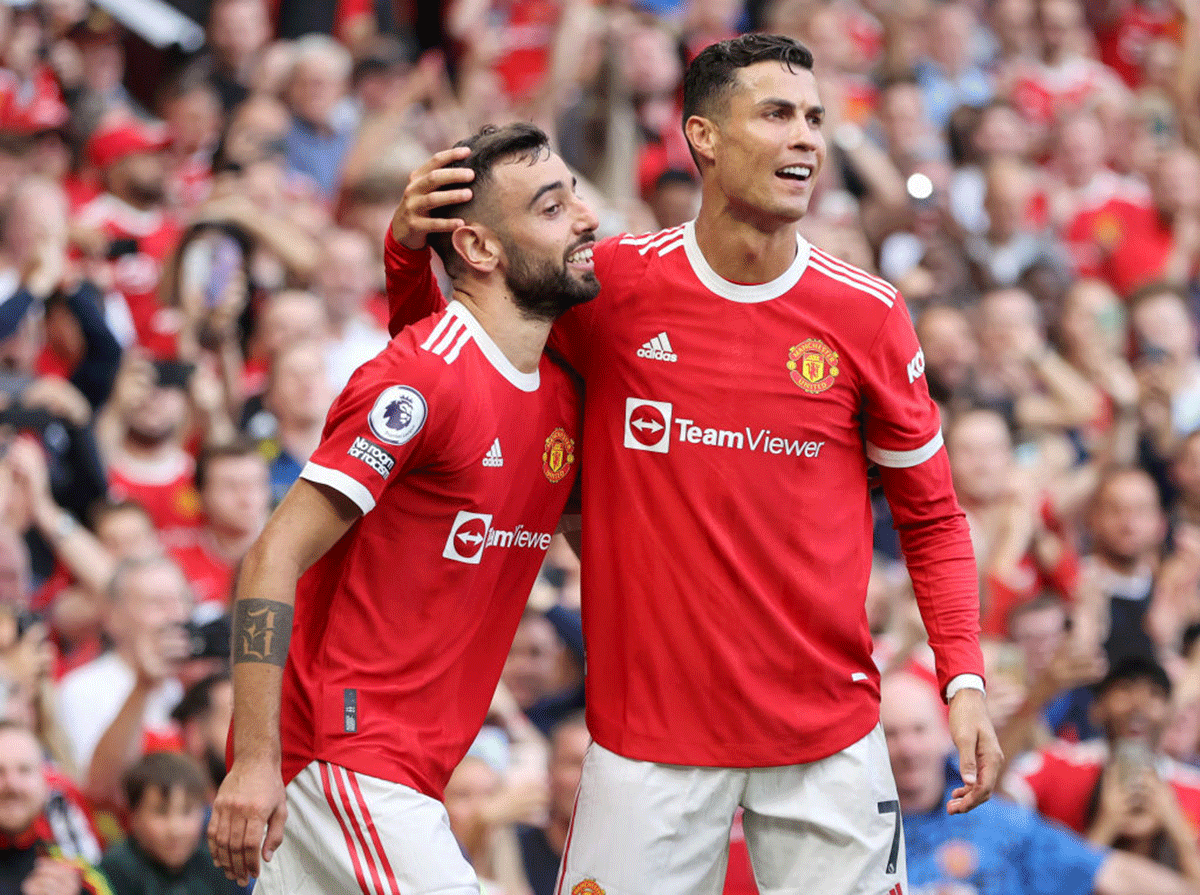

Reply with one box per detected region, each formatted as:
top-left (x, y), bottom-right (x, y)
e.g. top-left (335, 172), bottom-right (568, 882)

top-left (66, 13), bottom-right (143, 122)
top-left (885, 671), bottom-right (1196, 895)
top-left (170, 440), bottom-right (269, 609)
top-left (648, 169), bottom-right (700, 230)
top-left (972, 286), bottom-right (1102, 434)
top-left (1082, 466), bottom-right (1167, 665)
top-left (1092, 0), bottom-right (1187, 90)
top-left (97, 354), bottom-right (203, 543)
top-left (913, 1), bottom-right (994, 129)
top-left (159, 75), bottom-right (223, 214)
top-left (444, 752), bottom-right (536, 895)
top-left (203, 0), bottom-right (273, 113)
top-left (0, 721), bottom-right (111, 895)
top-left (254, 339), bottom-right (332, 506)
top-left (281, 34), bottom-right (354, 199)
top-left (170, 671), bottom-right (231, 795)
top-left (501, 610), bottom-right (571, 720)
top-left (241, 288), bottom-right (328, 405)
top-left (315, 228), bottom-right (388, 391)
top-left (1008, 657), bottom-right (1200, 884)
top-left (915, 304), bottom-right (980, 413)
top-left (56, 555), bottom-right (190, 807)
top-left (74, 117), bottom-right (181, 356)
top-left (98, 752), bottom-right (238, 895)
top-left (1130, 283), bottom-right (1200, 464)
top-left (515, 712), bottom-right (588, 895)
top-left (0, 5), bottom-right (69, 136)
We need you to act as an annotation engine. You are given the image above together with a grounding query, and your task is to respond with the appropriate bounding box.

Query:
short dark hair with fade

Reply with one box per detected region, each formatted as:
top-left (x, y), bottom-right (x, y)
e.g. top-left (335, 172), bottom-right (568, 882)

top-left (428, 123), bottom-right (552, 273)
top-left (682, 34), bottom-right (815, 129)
top-left (123, 751), bottom-right (209, 811)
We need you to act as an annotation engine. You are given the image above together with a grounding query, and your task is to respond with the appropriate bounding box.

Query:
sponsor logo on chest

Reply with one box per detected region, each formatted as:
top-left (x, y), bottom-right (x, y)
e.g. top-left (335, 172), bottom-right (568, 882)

top-left (623, 398), bottom-right (825, 458)
top-left (442, 510), bottom-right (555, 564)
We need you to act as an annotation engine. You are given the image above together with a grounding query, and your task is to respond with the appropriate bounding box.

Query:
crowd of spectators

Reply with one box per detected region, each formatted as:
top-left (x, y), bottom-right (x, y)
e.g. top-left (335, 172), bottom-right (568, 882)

top-left (0, 0), bottom-right (1198, 893)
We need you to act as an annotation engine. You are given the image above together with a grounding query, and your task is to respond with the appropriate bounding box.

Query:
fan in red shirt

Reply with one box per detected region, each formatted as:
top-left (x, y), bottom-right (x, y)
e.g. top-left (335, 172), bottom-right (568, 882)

top-left (75, 119), bottom-right (183, 358)
top-left (1093, 0), bottom-right (1184, 88)
top-left (386, 34), bottom-right (998, 895)
top-left (1007, 657), bottom-right (1200, 842)
top-left (208, 124), bottom-right (597, 895)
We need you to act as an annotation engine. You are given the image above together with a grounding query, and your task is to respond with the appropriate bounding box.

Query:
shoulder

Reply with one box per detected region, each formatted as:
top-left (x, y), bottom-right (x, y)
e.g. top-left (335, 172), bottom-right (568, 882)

top-left (1018, 739), bottom-right (1107, 777)
top-left (596, 224), bottom-right (688, 277)
top-left (803, 245), bottom-right (899, 313)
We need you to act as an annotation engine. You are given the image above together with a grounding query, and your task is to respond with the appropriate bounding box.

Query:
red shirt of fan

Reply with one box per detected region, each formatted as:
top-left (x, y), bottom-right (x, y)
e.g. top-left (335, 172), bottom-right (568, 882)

top-left (75, 193), bottom-right (182, 358)
top-left (107, 455), bottom-right (203, 543)
top-left (170, 536), bottom-right (236, 608)
top-left (278, 301), bottom-right (581, 798)
top-left (1009, 739), bottom-right (1200, 838)
top-left (1096, 2), bottom-right (1183, 88)
top-left (384, 225), bottom-right (983, 768)
top-left (1006, 57), bottom-right (1123, 128)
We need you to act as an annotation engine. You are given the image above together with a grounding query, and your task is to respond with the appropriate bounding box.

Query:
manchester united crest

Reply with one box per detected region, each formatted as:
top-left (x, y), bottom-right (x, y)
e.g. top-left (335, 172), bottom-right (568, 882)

top-left (787, 339), bottom-right (839, 394)
top-left (571, 881), bottom-right (605, 895)
top-left (542, 427), bottom-right (576, 483)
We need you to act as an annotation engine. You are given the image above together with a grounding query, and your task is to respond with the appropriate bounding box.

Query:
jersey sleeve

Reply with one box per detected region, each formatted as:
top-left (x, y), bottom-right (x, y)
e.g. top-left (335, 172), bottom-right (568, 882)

top-left (300, 353), bottom-right (443, 514)
top-left (862, 295), bottom-right (985, 694)
top-left (384, 231), bottom-right (447, 337)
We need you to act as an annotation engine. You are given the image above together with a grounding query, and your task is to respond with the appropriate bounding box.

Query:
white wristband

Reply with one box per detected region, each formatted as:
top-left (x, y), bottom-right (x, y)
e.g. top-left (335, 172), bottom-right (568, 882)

top-left (945, 673), bottom-right (986, 700)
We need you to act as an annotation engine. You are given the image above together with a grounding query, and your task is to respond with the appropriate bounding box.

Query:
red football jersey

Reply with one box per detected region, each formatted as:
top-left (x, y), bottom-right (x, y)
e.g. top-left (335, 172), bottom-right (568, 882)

top-left (107, 455), bottom-right (203, 544)
top-left (1096, 2), bottom-right (1183, 88)
top-left (170, 536), bottom-right (236, 608)
top-left (279, 301), bottom-right (581, 798)
top-left (75, 193), bottom-right (183, 358)
top-left (1009, 739), bottom-right (1200, 839)
top-left (1006, 57), bottom-right (1123, 129)
top-left (384, 226), bottom-right (982, 767)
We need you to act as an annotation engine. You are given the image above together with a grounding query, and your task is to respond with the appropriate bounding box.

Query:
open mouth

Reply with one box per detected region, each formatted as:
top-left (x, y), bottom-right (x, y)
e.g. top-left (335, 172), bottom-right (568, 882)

top-left (777, 165), bottom-right (814, 182)
top-left (566, 243), bottom-right (595, 266)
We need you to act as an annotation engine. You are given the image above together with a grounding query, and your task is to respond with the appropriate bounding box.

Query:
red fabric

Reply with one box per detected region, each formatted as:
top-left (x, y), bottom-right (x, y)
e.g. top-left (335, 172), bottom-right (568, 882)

top-left (1013, 740), bottom-right (1200, 838)
top-left (85, 120), bottom-right (170, 170)
top-left (107, 456), bottom-right (203, 542)
top-left (170, 536), bottom-right (236, 608)
top-left (0, 67), bottom-right (68, 134)
top-left (1095, 3), bottom-right (1183, 88)
top-left (74, 193), bottom-right (182, 357)
top-left (1064, 184), bottom-right (1173, 299)
top-left (1006, 57), bottom-right (1121, 128)
top-left (384, 230), bottom-right (983, 768)
top-left (276, 303), bottom-right (581, 798)
top-left (492, 0), bottom-right (559, 101)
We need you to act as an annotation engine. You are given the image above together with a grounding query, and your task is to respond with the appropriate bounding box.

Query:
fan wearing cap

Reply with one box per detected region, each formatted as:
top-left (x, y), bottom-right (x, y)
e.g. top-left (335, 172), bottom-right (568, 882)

top-left (1007, 656), bottom-right (1200, 863)
top-left (74, 118), bottom-right (182, 358)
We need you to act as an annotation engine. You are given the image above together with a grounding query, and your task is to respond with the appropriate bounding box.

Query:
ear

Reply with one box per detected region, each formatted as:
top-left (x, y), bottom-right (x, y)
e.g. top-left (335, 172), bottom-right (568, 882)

top-left (685, 115), bottom-right (718, 167)
top-left (450, 225), bottom-right (501, 275)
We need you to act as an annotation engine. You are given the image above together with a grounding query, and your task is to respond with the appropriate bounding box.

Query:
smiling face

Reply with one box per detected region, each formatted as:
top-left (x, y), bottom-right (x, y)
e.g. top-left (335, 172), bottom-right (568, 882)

top-left (482, 151), bottom-right (601, 321)
top-left (690, 60), bottom-right (826, 226)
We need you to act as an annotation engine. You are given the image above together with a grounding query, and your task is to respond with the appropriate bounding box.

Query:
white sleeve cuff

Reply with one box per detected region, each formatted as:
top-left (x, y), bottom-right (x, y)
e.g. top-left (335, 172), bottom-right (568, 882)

top-left (300, 462), bottom-right (376, 514)
top-left (945, 673), bottom-right (986, 700)
top-left (865, 430), bottom-right (943, 468)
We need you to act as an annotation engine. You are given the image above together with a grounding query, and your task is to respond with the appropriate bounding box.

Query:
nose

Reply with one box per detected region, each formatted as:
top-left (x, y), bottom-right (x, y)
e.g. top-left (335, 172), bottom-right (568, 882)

top-left (572, 195), bottom-right (600, 235)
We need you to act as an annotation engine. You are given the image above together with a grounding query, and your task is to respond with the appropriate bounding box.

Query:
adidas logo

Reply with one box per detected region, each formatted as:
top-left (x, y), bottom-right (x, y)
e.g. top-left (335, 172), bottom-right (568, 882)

top-left (483, 438), bottom-right (504, 467)
top-left (637, 332), bottom-right (677, 363)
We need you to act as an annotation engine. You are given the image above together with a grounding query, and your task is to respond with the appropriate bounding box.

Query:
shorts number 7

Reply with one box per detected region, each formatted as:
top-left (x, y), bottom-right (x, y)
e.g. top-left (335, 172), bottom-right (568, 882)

top-left (877, 799), bottom-right (901, 875)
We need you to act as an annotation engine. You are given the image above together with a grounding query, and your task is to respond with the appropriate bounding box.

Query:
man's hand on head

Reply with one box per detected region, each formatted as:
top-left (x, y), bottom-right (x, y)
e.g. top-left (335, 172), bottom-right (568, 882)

top-left (392, 146), bottom-right (476, 251)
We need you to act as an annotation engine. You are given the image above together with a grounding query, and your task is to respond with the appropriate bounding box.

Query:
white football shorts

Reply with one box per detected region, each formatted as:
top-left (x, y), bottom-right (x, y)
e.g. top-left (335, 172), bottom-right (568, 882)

top-left (557, 724), bottom-right (907, 895)
top-left (255, 760), bottom-right (479, 895)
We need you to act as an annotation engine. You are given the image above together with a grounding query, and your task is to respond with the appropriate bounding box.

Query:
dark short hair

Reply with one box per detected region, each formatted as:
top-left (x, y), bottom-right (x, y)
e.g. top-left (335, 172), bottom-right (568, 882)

top-left (1093, 656), bottom-right (1171, 700)
top-left (123, 751), bottom-right (209, 810)
top-left (681, 34), bottom-right (814, 129)
top-left (427, 123), bottom-right (552, 273)
top-left (195, 437), bottom-right (263, 494)
top-left (171, 670), bottom-right (231, 725)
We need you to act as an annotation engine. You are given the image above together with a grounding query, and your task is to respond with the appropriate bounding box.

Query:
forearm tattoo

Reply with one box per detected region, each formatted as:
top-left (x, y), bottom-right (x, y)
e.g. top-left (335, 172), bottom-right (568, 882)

top-left (232, 599), bottom-right (293, 666)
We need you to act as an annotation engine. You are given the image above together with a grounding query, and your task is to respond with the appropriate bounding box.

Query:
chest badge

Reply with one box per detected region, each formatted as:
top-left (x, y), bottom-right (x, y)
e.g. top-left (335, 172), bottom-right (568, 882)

top-left (542, 427), bottom-right (576, 483)
top-left (787, 339), bottom-right (839, 394)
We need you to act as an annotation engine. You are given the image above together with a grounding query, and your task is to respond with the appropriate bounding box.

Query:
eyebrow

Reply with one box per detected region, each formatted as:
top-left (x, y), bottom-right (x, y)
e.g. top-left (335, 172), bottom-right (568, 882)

top-left (527, 176), bottom-right (578, 210)
top-left (759, 98), bottom-right (825, 118)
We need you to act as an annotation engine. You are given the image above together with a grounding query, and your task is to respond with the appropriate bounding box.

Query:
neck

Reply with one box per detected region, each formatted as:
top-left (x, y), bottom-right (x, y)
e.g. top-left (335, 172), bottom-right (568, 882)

top-left (693, 198), bottom-right (800, 284)
top-left (453, 287), bottom-right (552, 375)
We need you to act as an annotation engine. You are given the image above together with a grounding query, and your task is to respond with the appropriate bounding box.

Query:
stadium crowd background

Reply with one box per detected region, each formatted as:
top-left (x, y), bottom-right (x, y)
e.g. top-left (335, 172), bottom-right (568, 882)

top-left (0, 0), bottom-right (1199, 892)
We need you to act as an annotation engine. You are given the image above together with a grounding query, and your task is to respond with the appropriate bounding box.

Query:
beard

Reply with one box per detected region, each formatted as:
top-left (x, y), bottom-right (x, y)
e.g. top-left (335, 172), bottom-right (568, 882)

top-left (502, 237), bottom-right (600, 322)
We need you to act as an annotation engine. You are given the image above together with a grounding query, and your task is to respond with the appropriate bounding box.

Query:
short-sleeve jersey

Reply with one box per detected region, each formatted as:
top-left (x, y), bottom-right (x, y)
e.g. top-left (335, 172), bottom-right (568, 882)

top-left (549, 222), bottom-right (979, 766)
top-left (281, 301), bottom-right (581, 798)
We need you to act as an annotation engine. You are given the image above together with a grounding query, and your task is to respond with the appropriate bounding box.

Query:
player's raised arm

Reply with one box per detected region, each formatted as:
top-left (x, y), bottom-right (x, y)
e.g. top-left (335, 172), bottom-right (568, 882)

top-left (207, 479), bottom-right (361, 886)
top-left (385, 146), bottom-right (474, 335)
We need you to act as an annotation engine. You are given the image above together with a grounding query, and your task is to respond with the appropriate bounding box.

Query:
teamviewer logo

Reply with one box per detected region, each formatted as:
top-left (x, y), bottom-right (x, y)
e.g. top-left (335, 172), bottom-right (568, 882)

top-left (624, 398), bottom-right (672, 453)
top-left (443, 511), bottom-right (493, 563)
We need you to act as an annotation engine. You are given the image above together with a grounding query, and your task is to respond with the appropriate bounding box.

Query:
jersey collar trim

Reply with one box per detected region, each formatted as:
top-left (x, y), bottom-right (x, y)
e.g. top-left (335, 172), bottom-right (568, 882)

top-left (446, 301), bottom-right (540, 392)
top-left (681, 220), bottom-right (811, 303)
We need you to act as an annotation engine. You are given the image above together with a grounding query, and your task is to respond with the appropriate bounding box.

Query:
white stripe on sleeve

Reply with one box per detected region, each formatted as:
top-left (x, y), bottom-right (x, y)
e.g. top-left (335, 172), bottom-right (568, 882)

top-left (865, 430), bottom-right (944, 468)
top-left (300, 462), bottom-right (376, 514)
